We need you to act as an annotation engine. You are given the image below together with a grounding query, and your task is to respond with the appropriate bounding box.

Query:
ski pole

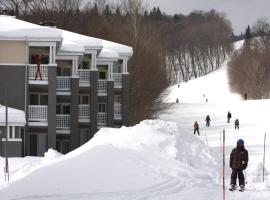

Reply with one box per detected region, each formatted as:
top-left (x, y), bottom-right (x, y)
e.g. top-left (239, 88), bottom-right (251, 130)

top-left (263, 132), bottom-right (266, 182)
top-left (222, 129), bottom-right (225, 200)
top-left (245, 170), bottom-right (247, 184)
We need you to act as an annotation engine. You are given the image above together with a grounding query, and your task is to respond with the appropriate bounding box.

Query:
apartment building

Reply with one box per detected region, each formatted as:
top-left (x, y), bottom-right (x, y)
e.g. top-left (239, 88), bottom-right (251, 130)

top-left (0, 15), bottom-right (133, 157)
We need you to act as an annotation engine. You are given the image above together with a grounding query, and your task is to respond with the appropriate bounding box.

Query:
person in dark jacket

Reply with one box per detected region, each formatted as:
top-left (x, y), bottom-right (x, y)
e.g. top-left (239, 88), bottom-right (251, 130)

top-left (227, 111), bottom-right (232, 123)
top-left (205, 115), bottom-right (211, 127)
top-left (229, 139), bottom-right (249, 190)
top-left (235, 119), bottom-right (239, 130)
top-left (193, 121), bottom-right (200, 135)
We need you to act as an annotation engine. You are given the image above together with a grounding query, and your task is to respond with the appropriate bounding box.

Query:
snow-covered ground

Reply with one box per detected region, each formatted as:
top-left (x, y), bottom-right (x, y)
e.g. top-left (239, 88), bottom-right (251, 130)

top-left (1, 40), bottom-right (270, 199)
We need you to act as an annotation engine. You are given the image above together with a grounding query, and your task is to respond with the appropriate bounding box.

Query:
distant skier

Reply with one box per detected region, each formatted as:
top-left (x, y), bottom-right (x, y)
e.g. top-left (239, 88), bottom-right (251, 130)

top-left (229, 139), bottom-right (249, 191)
top-left (244, 93), bottom-right (248, 100)
top-left (227, 111), bottom-right (232, 123)
top-left (176, 98), bottom-right (179, 103)
top-left (193, 121), bottom-right (200, 135)
top-left (235, 119), bottom-right (239, 130)
top-left (205, 115), bottom-right (211, 127)
top-left (206, 98), bottom-right (208, 103)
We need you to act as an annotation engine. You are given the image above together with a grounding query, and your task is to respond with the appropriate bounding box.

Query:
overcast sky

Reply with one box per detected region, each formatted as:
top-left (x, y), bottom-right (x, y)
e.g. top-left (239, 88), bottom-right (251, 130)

top-left (145, 0), bottom-right (270, 34)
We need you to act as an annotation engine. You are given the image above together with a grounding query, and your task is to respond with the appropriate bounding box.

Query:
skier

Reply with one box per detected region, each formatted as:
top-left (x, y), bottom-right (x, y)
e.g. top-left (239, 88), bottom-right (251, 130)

top-left (227, 111), bottom-right (232, 123)
top-left (235, 119), bottom-right (239, 130)
top-left (229, 139), bottom-right (249, 191)
top-left (205, 115), bottom-right (211, 127)
top-left (244, 93), bottom-right (248, 100)
top-left (193, 121), bottom-right (200, 135)
top-left (176, 98), bottom-right (179, 103)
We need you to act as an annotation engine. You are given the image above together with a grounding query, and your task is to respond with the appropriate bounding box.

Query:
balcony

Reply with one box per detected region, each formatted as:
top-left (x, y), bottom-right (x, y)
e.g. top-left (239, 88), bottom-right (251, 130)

top-left (56, 114), bottom-right (70, 129)
top-left (79, 105), bottom-right (90, 119)
top-left (28, 105), bottom-right (48, 122)
top-left (56, 76), bottom-right (71, 91)
top-left (28, 64), bottom-right (48, 84)
top-left (114, 103), bottom-right (122, 120)
top-left (97, 112), bottom-right (107, 126)
top-left (78, 70), bottom-right (90, 86)
top-left (98, 80), bottom-right (107, 94)
top-left (112, 73), bottom-right (122, 87)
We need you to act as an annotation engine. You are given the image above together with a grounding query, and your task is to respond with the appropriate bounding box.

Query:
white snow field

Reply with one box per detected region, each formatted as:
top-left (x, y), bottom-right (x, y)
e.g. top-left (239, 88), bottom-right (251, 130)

top-left (1, 40), bottom-right (270, 199)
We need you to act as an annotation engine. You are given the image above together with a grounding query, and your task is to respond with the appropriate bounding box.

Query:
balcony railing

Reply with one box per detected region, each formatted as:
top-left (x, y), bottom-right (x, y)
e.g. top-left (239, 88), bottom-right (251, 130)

top-left (79, 105), bottom-right (90, 119)
top-left (97, 113), bottom-right (107, 126)
top-left (114, 103), bottom-right (122, 119)
top-left (78, 69), bottom-right (90, 83)
top-left (112, 73), bottom-right (122, 86)
top-left (28, 64), bottom-right (48, 80)
top-left (56, 76), bottom-right (71, 91)
top-left (28, 105), bottom-right (48, 121)
top-left (98, 80), bottom-right (107, 93)
top-left (56, 114), bottom-right (70, 129)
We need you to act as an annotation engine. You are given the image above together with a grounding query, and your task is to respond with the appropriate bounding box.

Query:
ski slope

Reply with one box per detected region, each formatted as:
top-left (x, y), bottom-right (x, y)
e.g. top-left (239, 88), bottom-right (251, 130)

top-left (1, 40), bottom-right (270, 199)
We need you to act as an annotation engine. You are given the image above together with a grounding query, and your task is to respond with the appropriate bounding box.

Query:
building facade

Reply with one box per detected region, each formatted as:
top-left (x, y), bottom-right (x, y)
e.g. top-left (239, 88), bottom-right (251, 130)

top-left (0, 15), bottom-right (133, 156)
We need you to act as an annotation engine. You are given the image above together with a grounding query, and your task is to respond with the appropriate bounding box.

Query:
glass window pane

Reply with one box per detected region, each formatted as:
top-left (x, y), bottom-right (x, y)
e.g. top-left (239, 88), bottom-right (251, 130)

top-left (63, 105), bottom-right (70, 114)
top-left (81, 96), bottom-right (89, 104)
top-left (40, 95), bottom-right (48, 105)
top-left (30, 94), bottom-right (38, 105)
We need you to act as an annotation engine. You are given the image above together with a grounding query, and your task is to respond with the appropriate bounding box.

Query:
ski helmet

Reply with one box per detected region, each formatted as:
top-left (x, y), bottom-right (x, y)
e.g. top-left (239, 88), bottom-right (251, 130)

top-left (237, 139), bottom-right (244, 145)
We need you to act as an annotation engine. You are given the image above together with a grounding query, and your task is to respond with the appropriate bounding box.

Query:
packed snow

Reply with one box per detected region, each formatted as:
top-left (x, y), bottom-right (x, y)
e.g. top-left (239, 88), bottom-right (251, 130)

top-left (1, 40), bottom-right (270, 199)
top-left (0, 105), bottom-right (26, 125)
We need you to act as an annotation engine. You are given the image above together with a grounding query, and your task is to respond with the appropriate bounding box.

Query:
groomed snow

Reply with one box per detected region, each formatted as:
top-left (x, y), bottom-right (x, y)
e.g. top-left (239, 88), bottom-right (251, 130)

top-left (1, 40), bottom-right (270, 200)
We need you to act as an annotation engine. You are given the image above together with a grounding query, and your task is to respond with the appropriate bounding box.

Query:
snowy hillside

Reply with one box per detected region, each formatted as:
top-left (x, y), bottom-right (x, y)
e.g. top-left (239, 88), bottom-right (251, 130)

top-left (1, 40), bottom-right (270, 199)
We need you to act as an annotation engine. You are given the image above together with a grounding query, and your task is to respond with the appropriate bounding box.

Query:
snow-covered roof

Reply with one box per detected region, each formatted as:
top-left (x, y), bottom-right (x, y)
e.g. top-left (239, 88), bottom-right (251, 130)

top-left (0, 15), bottom-right (62, 41)
top-left (98, 48), bottom-right (119, 59)
top-left (102, 40), bottom-right (133, 57)
top-left (59, 40), bottom-right (85, 54)
top-left (0, 105), bottom-right (26, 126)
top-left (61, 30), bottom-right (103, 50)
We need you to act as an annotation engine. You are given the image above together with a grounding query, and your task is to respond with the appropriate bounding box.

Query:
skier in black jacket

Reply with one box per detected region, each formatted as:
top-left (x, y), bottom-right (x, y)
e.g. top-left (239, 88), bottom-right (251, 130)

top-left (229, 139), bottom-right (249, 191)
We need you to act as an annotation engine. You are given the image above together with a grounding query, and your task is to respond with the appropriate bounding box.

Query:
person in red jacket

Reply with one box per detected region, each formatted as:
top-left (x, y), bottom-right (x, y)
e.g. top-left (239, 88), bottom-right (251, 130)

top-left (229, 139), bottom-right (249, 191)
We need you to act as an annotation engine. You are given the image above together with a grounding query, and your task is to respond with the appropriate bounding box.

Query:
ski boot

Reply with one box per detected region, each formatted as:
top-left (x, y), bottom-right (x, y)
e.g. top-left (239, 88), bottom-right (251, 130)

top-left (239, 185), bottom-right (245, 192)
top-left (229, 184), bottom-right (237, 191)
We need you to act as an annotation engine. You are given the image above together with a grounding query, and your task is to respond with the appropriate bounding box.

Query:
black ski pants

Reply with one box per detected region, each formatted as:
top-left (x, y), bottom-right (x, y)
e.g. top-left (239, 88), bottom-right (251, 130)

top-left (194, 128), bottom-right (200, 135)
top-left (230, 168), bottom-right (245, 186)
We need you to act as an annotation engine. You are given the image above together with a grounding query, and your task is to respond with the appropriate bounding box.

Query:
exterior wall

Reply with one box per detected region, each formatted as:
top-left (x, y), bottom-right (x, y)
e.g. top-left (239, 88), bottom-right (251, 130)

top-left (107, 80), bottom-right (114, 127)
top-left (122, 74), bottom-right (129, 126)
top-left (0, 127), bottom-right (22, 157)
top-left (0, 66), bottom-right (26, 111)
top-left (70, 77), bottom-right (79, 150)
top-left (0, 41), bottom-right (26, 63)
top-left (47, 65), bottom-right (56, 149)
top-left (90, 70), bottom-right (98, 134)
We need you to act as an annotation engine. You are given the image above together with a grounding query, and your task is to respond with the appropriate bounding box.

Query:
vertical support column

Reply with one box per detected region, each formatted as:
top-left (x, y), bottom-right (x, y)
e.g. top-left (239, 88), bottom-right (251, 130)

top-left (48, 65), bottom-right (56, 150)
top-left (71, 77), bottom-right (79, 150)
top-left (90, 70), bottom-right (98, 136)
top-left (91, 52), bottom-right (97, 70)
top-left (107, 80), bottom-right (114, 127)
top-left (25, 66), bottom-right (29, 156)
top-left (122, 73), bottom-right (129, 126)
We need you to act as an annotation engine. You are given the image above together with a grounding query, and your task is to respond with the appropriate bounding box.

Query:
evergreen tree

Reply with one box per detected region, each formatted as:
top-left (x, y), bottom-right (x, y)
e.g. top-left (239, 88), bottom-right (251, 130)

top-left (115, 6), bottom-right (121, 17)
top-left (244, 25), bottom-right (252, 46)
top-left (103, 4), bottom-right (112, 21)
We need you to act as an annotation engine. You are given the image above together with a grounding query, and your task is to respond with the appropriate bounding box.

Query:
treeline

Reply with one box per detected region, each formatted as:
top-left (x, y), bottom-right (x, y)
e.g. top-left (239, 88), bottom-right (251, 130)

top-left (228, 19), bottom-right (270, 99)
top-left (0, 0), bottom-right (233, 124)
top-left (164, 10), bottom-right (233, 83)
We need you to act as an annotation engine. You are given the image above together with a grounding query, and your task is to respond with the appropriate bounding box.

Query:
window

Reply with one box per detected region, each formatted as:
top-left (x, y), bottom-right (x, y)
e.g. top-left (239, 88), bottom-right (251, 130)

top-left (29, 93), bottom-right (48, 105)
top-left (98, 103), bottom-right (106, 113)
top-left (2, 126), bottom-right (22, 141)
top-left (30, 94), bottom-right (38, 105)
top-left (57, 104), bottom-right (70, 114)
top-left (113, 60), bottom-right (123, 73)
top-left (114, 95), bottom-right (122, 104)
top-left (57, 67), bottom-right (71, 76)
top-left (99, 71), bottom-right (106, 79)
top-left (79, 95), bottom-right (90, 104)
top-left (79, 55), bottom-right (92, 69)
top-left (29, 47), bottom-right (50, 64)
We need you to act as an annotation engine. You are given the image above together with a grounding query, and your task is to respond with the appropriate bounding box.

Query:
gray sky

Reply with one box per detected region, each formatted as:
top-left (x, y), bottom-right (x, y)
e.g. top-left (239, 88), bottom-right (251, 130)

top-left (145, 0), bottom-right (270, 34)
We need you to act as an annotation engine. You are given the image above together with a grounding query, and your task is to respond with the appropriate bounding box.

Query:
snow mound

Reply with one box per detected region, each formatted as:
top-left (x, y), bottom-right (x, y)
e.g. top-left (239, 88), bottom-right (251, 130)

top-left (41, 149), bottom-right (63, 165)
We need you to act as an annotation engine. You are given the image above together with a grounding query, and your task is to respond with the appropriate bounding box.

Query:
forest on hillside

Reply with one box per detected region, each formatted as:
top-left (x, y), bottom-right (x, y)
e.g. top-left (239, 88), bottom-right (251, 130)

top-left (228, 19), bottom-right (270, 100)
top-left (0, 0), bottom-right (233, 124)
